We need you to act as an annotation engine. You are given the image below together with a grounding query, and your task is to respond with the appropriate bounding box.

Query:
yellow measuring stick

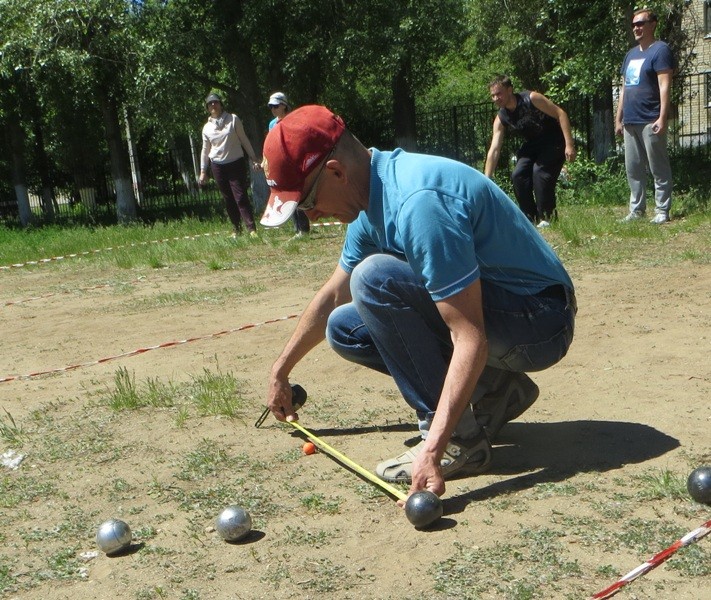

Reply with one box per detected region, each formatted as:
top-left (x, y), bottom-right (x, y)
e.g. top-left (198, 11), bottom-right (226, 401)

top-left (288, 420), bottom-right (407, 502)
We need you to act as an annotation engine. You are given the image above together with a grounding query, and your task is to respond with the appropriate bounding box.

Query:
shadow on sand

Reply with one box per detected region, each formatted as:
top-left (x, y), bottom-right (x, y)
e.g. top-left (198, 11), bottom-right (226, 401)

top-left (444, 420), bottom-right (680, 514)
top-left (288, 419), bottom-right (679, 518)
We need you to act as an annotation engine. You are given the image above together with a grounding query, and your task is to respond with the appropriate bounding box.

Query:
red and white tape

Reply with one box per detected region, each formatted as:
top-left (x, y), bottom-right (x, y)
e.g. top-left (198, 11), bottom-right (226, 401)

top-left (592, 518), bottom-right (711, 599)
top-left (0, 232), bottom-right (229, 271)
top-left (311, 221), bottom-right (343, 228)
top-left (1, 225), bottom-right (344, 272)
top-left (0, 313), bottom-right (299, 383)
top-left (4, 278), bottom-right (146, 307)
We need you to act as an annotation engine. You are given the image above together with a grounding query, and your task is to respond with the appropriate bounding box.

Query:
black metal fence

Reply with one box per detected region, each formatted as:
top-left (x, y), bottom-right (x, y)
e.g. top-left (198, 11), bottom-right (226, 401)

top-left (1, 75), bottom-right (708, 226)
top-left (415, 95), bottom-right (595, 173)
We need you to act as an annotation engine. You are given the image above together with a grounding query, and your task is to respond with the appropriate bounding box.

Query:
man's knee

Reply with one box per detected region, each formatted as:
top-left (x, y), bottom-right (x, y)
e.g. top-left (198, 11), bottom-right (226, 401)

top-left (325, 303), bottom-right (354, 349)
top-left (350, 254), bottom-right (406, 299)
top-left (511, 164), bottom-right (530, 185)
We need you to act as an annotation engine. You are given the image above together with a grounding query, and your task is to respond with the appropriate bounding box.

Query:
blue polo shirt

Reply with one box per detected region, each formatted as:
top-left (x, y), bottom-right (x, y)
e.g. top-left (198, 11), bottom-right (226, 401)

top-left (339, 149), bottom-right (573, 302)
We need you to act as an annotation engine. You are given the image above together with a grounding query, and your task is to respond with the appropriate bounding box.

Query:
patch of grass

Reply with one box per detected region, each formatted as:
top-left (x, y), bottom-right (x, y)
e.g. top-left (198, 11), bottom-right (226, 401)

top-left (131, 286), bottom-right (254, 309)
top-left (0, 409), bottom-right (24, 447)
top-left (431, 527), bottom-right (586, 599)
top-left (519, 526), bottom-right (583, 577)
top-left (102, 365), bottom-right (250, 419)
top-left (0, 560), bottom-right (16, 593)
top-left (611, 517), bottom-right (711, 577)
top-left (595, 564), bottom-right (619, 578)
top-left (282, 525), bottom-right (332, 547)
top-left (175, 440), bottom-right (230, 481)
top-left (530, 481), bottom-right (579, 499)
top-left (300, 558), bottom-right (359, 593)
top-left (634, 468), bottom-right (688, 500)
top-left (187, 368), bottom-right (247, 418)
top-left (40, 546), bottom-right (84, 582)
top-left (259, 562), bottom-right (291, 589)
top-left (300, 493), bottom-right (342, 515)
top-left (136, 586), bottom-right (169, 599)
top-left (543, 206), bottom-right (711, 267)
top-left (175, 406), bottom-right (190, 428)
top-left (0, 475), bottom-right (59, 508)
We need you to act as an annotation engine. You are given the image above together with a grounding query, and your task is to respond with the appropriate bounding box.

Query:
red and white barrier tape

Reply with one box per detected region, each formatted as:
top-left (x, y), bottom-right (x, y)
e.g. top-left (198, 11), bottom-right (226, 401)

top-left (4, 278), bottom-right (146, 307)
top-left (311, 221), bottom-right (343, 228)
top-left (592, 518), bottom-right (711, 599)
top-left (0, 231), bottom-right (229, 271)
top-left (1, 225), bottom-right (344, 273)
top-left (0, 313), bottom-right (299, 383)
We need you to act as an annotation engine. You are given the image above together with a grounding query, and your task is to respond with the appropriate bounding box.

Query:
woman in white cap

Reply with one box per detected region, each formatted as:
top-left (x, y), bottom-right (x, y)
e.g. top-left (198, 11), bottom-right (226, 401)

top-left (266, 92), bottom-right (310, 237)
top-left (199, 92), bottom-right (261, 237)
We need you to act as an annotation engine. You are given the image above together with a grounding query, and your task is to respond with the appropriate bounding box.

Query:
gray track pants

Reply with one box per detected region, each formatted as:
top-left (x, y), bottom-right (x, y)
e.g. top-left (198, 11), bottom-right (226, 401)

top-left (623, 123), bottom-right (672, 216)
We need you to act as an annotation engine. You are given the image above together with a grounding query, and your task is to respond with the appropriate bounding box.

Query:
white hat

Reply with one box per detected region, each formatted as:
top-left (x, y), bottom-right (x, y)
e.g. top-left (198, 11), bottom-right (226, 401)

top-left (268, 92), bottom-right (289, 108)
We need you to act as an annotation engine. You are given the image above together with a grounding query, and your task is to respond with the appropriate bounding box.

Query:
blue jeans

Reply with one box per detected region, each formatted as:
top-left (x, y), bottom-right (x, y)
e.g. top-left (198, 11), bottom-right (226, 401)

top-left (326, 254), bottom-right (576, 421)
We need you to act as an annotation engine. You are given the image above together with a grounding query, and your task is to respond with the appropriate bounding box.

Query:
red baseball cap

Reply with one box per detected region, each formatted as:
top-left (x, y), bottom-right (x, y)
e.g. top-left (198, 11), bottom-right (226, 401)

top-left (260, 105), bottom-right (346, 227)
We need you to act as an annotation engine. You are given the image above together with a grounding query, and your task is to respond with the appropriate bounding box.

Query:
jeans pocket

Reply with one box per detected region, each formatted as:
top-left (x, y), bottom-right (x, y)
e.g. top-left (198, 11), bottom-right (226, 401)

top-left (499, 324), bottom-right (574, 372)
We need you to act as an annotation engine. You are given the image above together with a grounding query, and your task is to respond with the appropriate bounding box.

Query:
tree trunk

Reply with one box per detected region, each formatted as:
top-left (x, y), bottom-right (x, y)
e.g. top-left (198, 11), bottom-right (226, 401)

top-left (32, 119), bottom-right (56, 219)
top-left (7, 119), bottom-right (32, 226)
top-left (124, 107), bottom-right (144, 206)
top-left (226, 31), bottom-right (268, 211)
top-left (97, 87), bottom-right (137, 223)
top-left (169, 136), bottom-right (198, 194)
top-left (392, 58), bottom-right (418, 151)
top-left (593, 84), bottom-right (615, 164)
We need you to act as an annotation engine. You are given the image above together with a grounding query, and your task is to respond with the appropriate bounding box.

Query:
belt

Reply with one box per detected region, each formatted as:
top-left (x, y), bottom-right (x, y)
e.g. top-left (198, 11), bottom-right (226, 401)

top-left (535, 285), bottom-right (577, 313)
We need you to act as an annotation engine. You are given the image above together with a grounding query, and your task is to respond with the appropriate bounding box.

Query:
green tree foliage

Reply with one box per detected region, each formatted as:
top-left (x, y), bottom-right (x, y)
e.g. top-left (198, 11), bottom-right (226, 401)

top-left (456, 0), bottom-right (692, 99)
top-left (0, 0), bottom-right (702, 224)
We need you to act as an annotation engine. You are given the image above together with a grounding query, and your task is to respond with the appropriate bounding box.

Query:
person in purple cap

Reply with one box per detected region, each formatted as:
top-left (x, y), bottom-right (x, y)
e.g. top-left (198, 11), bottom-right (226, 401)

top-left (260, 105), bottom-right (577, 503)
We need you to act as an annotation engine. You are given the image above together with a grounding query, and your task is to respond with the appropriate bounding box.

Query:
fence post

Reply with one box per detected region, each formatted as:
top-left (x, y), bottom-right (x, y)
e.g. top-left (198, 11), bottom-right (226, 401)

top-left (452, 106), bottom-right (460, 162)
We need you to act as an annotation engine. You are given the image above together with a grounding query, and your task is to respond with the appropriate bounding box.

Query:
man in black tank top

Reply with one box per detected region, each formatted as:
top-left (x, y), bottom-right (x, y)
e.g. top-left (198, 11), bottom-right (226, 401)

top-left (484, 75), bottom-right (576, 227)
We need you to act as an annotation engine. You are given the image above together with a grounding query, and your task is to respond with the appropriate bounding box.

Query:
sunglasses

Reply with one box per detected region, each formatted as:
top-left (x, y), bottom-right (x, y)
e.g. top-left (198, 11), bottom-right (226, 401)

top-left (269, 104), bottom-right (282, 108)
top-left (632, 20), bottom-right (650, 27)
top-left (298, 148), bottom-right (335, 212)
top-left (207, 101), bottom-right (220, 106)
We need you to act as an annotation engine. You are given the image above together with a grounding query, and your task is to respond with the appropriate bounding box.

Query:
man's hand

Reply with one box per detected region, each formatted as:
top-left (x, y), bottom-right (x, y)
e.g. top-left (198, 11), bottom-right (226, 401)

top-left (651, 118), bottom-right (667, 135)
top-left (407, 445), bottom-right (446, 500)
top-left (267, 378), bottom-right (299, 422)
top-left (565, 144), bottom-right (577, 162)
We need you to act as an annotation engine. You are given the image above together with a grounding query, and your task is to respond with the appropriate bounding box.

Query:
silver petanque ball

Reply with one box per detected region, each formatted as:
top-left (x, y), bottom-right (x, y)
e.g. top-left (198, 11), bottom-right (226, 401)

top-left (215, 505), bottom-right (252, 542)
top-left (96, 519), bottom-right (132, 555)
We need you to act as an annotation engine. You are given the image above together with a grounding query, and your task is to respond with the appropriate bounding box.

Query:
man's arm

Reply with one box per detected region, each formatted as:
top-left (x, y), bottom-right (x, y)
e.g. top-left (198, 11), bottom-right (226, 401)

top-left (615, 79), bottom-right (625, 136)
top-left (267, 265), bottom-right (353, 422)
top-left (484, 116), bottom-right (505, 177)
top-left (530, 92), bottom-right (576, 162)
top-left (408, 279), bottom-right (488, 497)
top-left (653, 70), bottom-right (673, 135)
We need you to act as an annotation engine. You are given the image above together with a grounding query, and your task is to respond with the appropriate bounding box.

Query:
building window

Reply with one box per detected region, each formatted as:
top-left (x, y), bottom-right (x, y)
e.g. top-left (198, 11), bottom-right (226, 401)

top-left (706, 1), bottom-right (711, 35)
top-left (707, 73), bottom-right (711, 107)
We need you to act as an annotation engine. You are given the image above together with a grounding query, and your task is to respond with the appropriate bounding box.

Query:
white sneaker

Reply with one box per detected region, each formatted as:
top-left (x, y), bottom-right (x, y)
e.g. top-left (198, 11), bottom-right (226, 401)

top-left (537, 220), bottom-right (551, 229)
top-left (620, 212), bottom-right (644, 223)
top-left (650, 213), bottom-right (669, 224)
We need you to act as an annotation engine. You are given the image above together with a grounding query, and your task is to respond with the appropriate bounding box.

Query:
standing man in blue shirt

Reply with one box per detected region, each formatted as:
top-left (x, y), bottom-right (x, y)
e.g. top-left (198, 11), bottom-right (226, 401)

top-left (616, 8), bottom-right (675, 224)
top-left (259, 106), bottom-right (576, 502)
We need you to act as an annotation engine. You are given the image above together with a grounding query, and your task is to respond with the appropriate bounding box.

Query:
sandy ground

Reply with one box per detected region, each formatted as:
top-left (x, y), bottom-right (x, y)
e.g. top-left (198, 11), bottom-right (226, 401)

top-left (0, 230), bottom-right (709, 600)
